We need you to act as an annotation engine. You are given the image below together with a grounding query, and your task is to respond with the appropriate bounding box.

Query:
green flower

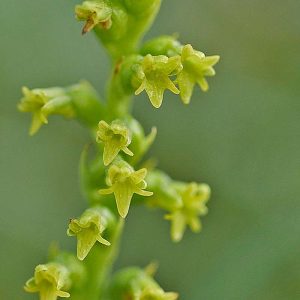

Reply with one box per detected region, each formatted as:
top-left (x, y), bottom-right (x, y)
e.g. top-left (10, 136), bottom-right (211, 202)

top-left (75, 0), bottom-right (112, 34)
top-left (134, 54), bottom-right (182, 108)
top-left (24, 263), bottom-right (70, 300)
top-left (18, 87), bottom-right (74, 135)
top-left (139, 288), bottom-right (178, 300)
top-left (67, 207), bottom-right (111, 260)
top-left (109, 267), bottom-right (178, 300)
top-left (165, 182), bottom-right (211, 242)
top-left (99, 160), bottom-right (153, 218)
top-left (96, 120), bottom-right (133, 166)
top-left (177, 44), bottom-right (220, 104)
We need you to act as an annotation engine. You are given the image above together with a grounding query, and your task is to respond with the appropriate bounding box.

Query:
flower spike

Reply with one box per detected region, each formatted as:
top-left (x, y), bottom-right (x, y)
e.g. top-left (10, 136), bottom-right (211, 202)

top-left (99, 160), bottom-right (153, 218)
top-left (67, 207), bottom-right (111, 260)
top-left (165, 182), bottom-right (211, 242)
top-left (75, 1), bottom-right (112, 34)
top-left (96, 120), bottom-right (133, 166)
top-left (177, 44), bottom-right (220, 104)
top-left (134, 54), bottom-right (182, 108)
top-left (24, 263), bottom-right (71, 300)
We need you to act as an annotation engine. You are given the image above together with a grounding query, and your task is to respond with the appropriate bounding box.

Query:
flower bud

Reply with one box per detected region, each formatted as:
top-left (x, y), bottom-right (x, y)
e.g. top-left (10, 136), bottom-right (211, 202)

top-left (99, 160), bottom-right (153, 218)
top-left (75, 0), bottom-right (112, 34)
top-left (67, 207), bottom-right (113, 260)
top-left (140, 35), bottom-right (182, 57)
top-left (24, 263), bottom-right (71, 300)
top-left (133, 54), bottom-right (182, 108)
top-left (177, 44), bottom-right (220, 104)
top-left (96, 120), bottom-right (133, 166)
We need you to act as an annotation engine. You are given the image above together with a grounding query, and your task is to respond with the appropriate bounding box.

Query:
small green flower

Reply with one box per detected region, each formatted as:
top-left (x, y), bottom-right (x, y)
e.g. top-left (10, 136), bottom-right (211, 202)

top-left (134, 54), bottom-right (182, 108)
top-left (177, 44), bottom-right (220, 104)
top-left (96, 120), bottom-right (133, 166)
top-left (24, 263), bottom-right (70, 300)
top-left (18, 87), bottom-right (74, 135)
top-left (138, 287), bottom-right (178, 300)
top-left (165, 182), bottom-right (211, 242)
top-left (99, 160), bottom-right (153, 218)
top-left (75, 0), bottom-right (112, 34)
top-left (67, 207), bottom-right (111, 260)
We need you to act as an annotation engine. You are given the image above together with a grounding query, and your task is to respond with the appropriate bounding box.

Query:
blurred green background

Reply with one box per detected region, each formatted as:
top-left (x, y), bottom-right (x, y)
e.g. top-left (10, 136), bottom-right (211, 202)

top-left (1, 0), bottom-right (300, 299)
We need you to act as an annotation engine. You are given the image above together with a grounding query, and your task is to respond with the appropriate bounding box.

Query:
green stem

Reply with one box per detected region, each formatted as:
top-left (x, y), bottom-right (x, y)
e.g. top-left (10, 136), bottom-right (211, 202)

top-left (107, 66), bottom-right (133, 120)
top-left (73, 218), bottom-right (124, 300)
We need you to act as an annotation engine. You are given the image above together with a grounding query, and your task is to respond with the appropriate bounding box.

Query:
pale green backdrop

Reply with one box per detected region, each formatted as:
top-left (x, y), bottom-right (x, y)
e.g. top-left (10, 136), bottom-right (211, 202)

top-left (1, 0), bottom-right (300, 299)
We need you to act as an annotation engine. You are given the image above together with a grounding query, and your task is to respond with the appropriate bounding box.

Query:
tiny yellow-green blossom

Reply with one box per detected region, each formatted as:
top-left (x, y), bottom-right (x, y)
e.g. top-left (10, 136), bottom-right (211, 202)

top-left (18, 87), bottom-right (74, 135)
top-left (99, 161), bottom-right (153, 218)
top-left (138, 287), bottom-right (178, 300)
top-left (165, 182), bottom-right (211, 242)
top-left (134, 54), bottom-right (182, 108)
top-left (67, 208), bottom-right (111, 260)
top-left (24, 263), bottom-right (70, 300)
top-left (75, 0), bottom-right (112, 34)
top-left (96, 120), bottom-right (133, 166)
top-left (177, 44), bottom-right (220, 104)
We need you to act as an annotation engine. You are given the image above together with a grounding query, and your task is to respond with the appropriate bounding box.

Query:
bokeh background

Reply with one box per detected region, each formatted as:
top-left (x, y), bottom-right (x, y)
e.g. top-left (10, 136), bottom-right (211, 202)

top-left (1, 0), bottom-right (300, 299)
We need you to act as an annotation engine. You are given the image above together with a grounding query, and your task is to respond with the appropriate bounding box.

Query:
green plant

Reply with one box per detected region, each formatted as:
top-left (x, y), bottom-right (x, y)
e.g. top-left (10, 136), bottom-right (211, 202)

top-left (19, 1), bottom-right (219, 299)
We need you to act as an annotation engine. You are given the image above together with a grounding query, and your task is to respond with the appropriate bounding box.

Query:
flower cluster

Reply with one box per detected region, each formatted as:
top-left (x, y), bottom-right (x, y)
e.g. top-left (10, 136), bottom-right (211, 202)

top-left (132, 44), bottom-right (219, 108)
top-left (21, 0), bottom-right (220, 299)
